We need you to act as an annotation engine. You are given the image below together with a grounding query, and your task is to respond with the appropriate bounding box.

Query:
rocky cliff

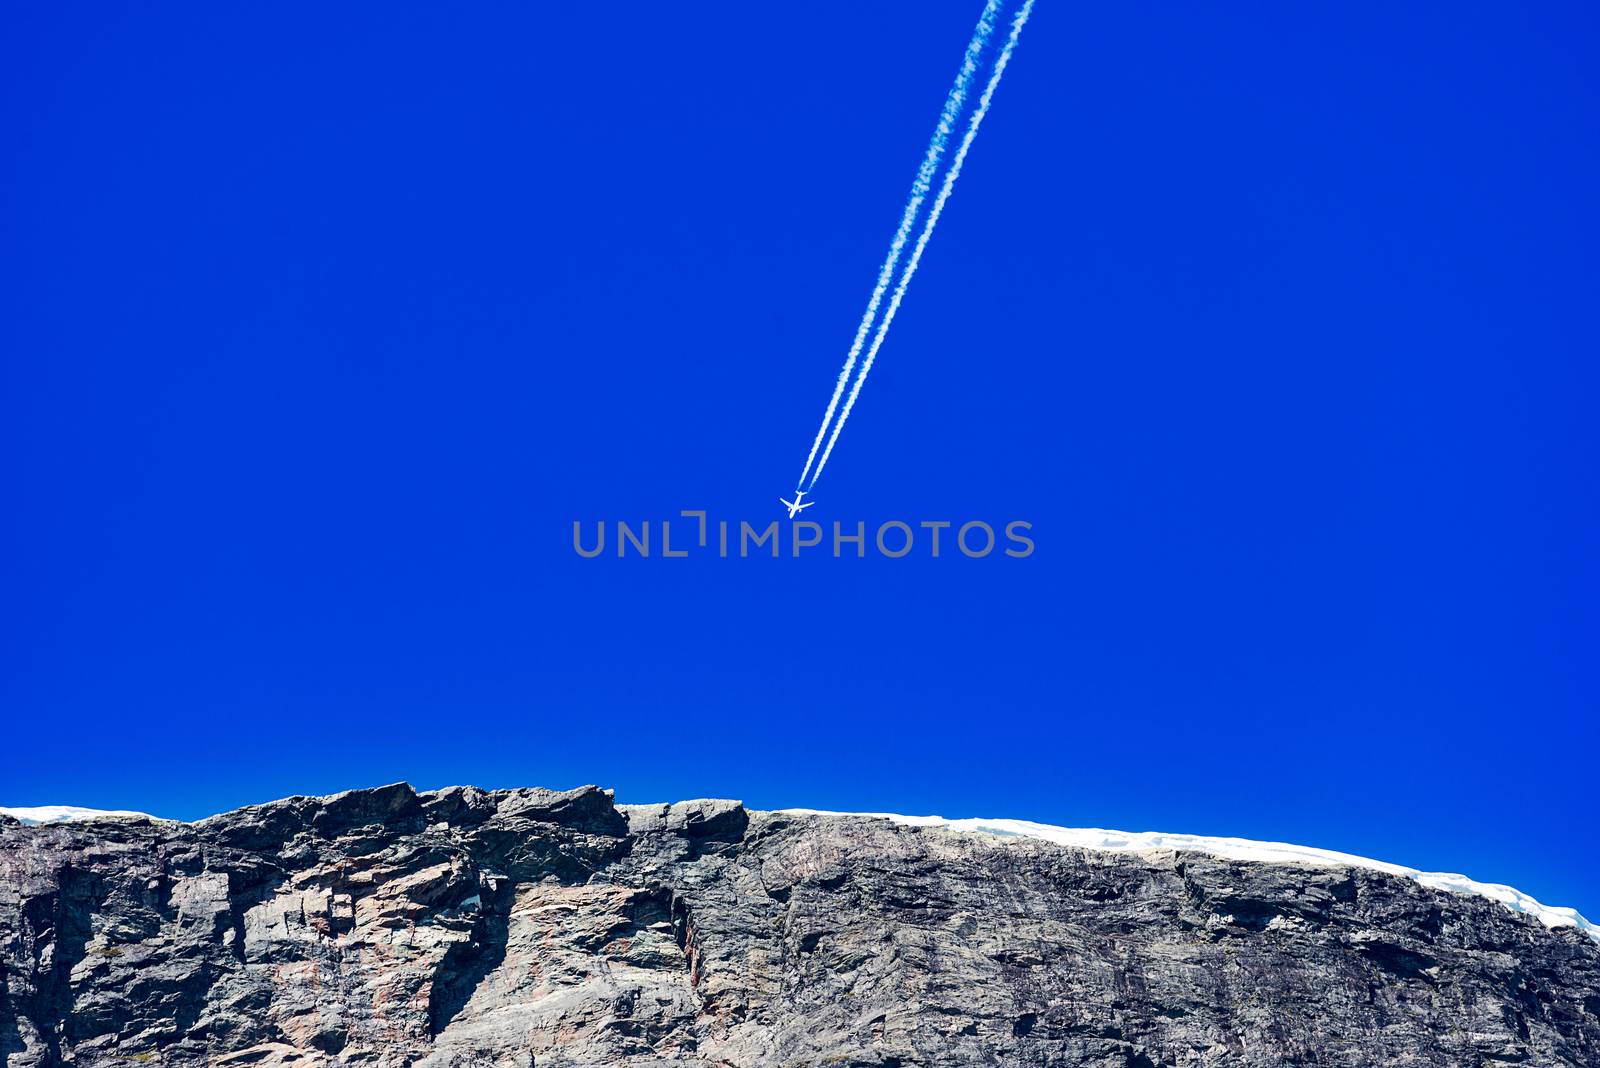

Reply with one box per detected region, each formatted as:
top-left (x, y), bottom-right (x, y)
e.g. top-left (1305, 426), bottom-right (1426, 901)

top-left (2, 784), bottom-right (1596, 1067)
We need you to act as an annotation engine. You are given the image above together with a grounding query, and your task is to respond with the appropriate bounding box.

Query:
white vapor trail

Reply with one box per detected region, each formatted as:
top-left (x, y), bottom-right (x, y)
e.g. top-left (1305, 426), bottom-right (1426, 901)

top-left (794, 0), bottom-right (1004, 492)
top-left (806, 0), bottom-right (1036, 492)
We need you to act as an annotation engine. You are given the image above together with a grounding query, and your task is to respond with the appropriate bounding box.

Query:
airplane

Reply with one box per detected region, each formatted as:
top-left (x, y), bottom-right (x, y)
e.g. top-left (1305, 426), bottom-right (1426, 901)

top-left (780, 491), bottom-right (814, 518)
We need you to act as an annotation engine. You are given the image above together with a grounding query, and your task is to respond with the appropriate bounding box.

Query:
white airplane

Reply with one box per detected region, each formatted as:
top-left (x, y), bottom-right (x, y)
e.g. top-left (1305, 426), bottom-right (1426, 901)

top-left (779, 491), bottom-right (814, 518)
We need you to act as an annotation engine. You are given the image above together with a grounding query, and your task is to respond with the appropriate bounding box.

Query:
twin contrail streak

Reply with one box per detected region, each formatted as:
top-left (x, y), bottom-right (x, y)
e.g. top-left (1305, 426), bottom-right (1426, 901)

top-left (798, 0), bottom-right (1036, 495)
top-left (794, 0), bottom-right (1005, 492)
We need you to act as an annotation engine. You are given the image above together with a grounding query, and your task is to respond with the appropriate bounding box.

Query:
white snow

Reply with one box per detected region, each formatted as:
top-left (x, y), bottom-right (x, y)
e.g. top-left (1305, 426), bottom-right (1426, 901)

top-left (783, 810), bottom-right (1597, 942)
top-left (0, 805), bottom-right (164, 826)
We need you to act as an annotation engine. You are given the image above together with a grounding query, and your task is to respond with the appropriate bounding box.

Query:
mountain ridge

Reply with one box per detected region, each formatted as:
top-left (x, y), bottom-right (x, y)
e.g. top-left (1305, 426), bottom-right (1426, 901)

top-left (6, 789), bottom-right (1591, 938)
top-left (3, 782), bottom-right (1598, 1065)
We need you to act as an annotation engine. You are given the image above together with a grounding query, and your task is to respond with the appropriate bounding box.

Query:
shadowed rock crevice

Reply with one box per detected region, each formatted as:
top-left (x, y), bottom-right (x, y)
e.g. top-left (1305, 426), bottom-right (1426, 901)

top-left (28, 868), bottom-right (98, 1064)
top-left (1, 784), bottom-right (1597, 1067)
top-left (427, 880), bottom-right (514, 1036)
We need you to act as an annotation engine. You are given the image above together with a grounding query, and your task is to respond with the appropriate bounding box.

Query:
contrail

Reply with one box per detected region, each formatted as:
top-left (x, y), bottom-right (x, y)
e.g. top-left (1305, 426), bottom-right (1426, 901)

top-left (806, 0), bottom-right (1036, 492)
top-left (794, 0), bottom-right (1005, 491)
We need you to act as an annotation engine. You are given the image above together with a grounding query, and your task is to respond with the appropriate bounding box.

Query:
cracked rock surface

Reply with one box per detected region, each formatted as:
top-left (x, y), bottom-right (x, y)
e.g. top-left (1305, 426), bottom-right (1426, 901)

top-left (2, 783), bottom-right (1597, 1066)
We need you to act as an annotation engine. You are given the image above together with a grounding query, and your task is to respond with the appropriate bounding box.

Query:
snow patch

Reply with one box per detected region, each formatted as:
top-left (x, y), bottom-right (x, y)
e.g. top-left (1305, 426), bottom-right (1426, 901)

top-left (784, 810), bottom-right (1597, 942)
top-left (0, 805), bottom-right (165, 826)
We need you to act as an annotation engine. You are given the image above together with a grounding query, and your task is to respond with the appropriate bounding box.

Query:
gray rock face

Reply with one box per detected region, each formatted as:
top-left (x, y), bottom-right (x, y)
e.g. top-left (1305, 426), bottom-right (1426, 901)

top-left (2, 784), bottom-right (1597, 1067)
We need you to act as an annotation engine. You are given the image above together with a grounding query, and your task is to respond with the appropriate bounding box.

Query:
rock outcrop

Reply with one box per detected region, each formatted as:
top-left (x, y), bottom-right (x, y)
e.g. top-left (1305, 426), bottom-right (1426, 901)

top-left (2, 783), bottom-right (1597, 1066)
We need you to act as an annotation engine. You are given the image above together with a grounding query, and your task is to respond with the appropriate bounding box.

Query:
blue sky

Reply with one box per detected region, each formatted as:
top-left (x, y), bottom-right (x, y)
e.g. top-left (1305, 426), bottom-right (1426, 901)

top-left (3, 2), bottom-right (1596, 915)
